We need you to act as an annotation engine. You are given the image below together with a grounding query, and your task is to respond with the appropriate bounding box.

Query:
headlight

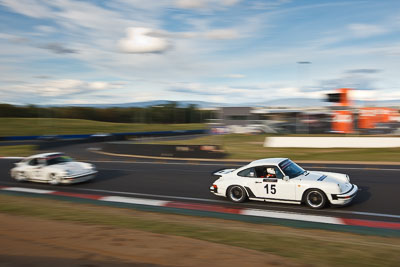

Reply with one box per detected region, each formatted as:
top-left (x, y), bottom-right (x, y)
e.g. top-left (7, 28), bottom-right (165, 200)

top-left (86, 164), bottom-right (96, 171)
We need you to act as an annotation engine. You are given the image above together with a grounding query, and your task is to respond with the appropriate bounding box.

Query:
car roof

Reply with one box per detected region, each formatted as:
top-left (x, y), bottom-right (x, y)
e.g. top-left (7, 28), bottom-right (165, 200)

top-left (247, 158), bottom-right (288, 167)
top-left (28, 152), bottom-right (64, 159)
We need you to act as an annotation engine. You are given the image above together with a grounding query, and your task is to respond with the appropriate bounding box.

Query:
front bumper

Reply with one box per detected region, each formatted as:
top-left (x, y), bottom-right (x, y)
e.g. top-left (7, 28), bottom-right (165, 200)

top-left (61, 171), bottom-right (97, 184)
top-left (330, 184), bottom-right (358, 205)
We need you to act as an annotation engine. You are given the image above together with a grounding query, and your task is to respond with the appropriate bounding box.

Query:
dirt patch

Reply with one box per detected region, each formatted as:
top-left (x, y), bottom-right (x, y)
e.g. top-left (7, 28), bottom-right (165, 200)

top-left (0, 213), bottom-right (301, 267)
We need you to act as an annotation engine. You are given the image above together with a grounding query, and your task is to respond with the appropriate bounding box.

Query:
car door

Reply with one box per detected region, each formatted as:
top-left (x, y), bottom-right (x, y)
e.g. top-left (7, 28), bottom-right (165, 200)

top-left (23, 158), bottom-right (40, 179)
top-left (30, 158), bottom-right (47, 180)
top-left (250, 165), bottom-right (297, 201)
top-left (237, 167), bottom-right (265, 198)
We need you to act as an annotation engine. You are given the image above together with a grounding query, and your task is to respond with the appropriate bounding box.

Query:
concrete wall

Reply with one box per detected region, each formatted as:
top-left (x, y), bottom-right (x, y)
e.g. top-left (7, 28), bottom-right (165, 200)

top-left (264, 137), bottom-right (400, 148)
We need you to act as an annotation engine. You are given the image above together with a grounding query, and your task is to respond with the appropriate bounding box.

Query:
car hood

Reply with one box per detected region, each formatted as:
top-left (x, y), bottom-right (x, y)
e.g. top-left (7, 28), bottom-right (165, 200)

top-left (48, 162), bottom-right (92, 174)
top-left (295, 170), bottom-right (350, 186)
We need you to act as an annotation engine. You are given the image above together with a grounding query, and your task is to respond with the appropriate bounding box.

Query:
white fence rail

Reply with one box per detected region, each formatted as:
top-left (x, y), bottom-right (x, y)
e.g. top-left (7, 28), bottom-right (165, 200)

top-left (264, 137), bottom-right (400, 148)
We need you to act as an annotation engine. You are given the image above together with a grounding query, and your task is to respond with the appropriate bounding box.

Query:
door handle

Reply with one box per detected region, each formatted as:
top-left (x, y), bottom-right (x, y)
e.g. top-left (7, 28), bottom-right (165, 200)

top-left (263, 178), bottom-right (278, 183)
top-left (255, 181), bottom-right (262, 184)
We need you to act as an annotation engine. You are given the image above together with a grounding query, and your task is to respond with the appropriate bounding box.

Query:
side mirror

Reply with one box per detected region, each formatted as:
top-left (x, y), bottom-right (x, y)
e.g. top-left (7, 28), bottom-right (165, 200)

top-left (283, 176), bottom-right (289, 181)
top-left (249, 172), bottom-right (255, 177)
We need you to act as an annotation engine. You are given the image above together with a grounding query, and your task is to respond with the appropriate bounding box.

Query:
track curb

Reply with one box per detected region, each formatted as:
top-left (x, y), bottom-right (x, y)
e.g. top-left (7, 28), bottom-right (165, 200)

top-left (1, 186), bottom-right (399, 237)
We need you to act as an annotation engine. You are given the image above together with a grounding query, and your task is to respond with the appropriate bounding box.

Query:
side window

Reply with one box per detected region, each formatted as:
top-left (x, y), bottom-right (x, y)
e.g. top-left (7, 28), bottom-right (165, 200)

top-left (28, 158), bottom-right (38, 166)
top-left (274, 167), bottom-right (284, 179)
top-left (255, 166), bottom-right (284, 179)
top-left (238, 167), bottom-right (256, 178)
top-left (255, 166), bottom-right (267, 177)
top-left (38, 158), bottom-right (47, 165)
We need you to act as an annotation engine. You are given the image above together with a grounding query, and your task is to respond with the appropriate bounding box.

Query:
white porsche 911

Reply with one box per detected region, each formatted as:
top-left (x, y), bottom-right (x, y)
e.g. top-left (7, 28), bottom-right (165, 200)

top-left (10, 152), bottom-right (97, 185)
top-left (210, 158), bottom-right (358, 209)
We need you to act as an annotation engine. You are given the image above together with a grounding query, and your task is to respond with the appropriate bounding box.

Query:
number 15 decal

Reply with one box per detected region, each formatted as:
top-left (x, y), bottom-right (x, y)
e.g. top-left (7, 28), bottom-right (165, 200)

top-left (265, 184), bottom-right (276, 194)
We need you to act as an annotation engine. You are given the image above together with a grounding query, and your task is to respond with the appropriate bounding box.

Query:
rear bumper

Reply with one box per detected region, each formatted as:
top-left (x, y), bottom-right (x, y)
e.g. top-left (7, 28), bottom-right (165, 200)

top-left (61, 171), bottom-right (97, 184)
top-left (330, 184), bottom-right (358, 205)
top-left (209, 185), bottom-right (224, 197)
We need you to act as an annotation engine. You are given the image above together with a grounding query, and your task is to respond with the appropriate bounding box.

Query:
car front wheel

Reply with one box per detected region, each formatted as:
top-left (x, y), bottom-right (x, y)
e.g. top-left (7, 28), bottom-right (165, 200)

top-left (305, 189), bottom-right (327, 209)
top-left (227, 185), bottom-right (247, 203)
top-left (48, 173), bottom-right (61, 185)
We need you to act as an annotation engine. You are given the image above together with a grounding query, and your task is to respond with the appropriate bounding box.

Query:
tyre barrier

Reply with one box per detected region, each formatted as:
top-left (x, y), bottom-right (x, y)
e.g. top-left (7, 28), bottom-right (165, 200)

top-left (1, 129), bottom-right (206, 142)
top-left (5, 129), bottom-right (208, 150)
top-left (102, 143), bottom-right (227, 159)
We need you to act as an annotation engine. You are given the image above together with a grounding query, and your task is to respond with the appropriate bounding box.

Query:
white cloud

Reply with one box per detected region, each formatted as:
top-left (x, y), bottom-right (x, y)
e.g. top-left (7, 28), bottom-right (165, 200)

top-left (89, 81), bottom-right (108, 90)
top-left (1, 79), bottom-right (114, 100)
top-left (0, 0), bottom-right (54, 18)
top-left (40, 79), bottom-right (84, 96)
top-left (35, 25), bottom-right (56, 33)
top-left (175, 0), bottom-right (206, 9)
top-left (175, 0), bottom-right (240, 9)
top-left (221, 0), bottom-right (240, 6)
top-left (118, 27), bottom-right (169, 53)
top-left (204, 29), bottom-right (240, 40)
top-left (348, 23), bottom-right (388, 38)
top-left (225, 74), bottom-right (245, 78)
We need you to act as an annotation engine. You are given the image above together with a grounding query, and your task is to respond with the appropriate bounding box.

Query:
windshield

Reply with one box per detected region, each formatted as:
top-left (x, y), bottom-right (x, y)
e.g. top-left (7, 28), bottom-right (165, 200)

top-left (279, 159), bottom-right (305, 178)
top-left (46, 155), bottom-right (73, 166)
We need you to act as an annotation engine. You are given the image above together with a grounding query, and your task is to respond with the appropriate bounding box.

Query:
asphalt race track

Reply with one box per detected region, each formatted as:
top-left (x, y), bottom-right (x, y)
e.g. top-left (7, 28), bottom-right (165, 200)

top-left (0, 143), bottom-right (399, 224)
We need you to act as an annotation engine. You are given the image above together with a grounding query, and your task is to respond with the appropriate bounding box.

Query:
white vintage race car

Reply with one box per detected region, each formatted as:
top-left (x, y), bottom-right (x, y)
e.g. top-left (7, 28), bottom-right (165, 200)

top-left (10, 152), bottom-right (97, 185)
top-left (210, 158), bottom-right (358, 209)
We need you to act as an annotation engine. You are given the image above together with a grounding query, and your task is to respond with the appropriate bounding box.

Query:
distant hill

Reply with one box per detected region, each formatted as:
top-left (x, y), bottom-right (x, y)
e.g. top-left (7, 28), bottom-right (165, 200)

top-left (45, 98), bottom-right (400, 108)
top-left (53, 100), bottom-right (222, 108)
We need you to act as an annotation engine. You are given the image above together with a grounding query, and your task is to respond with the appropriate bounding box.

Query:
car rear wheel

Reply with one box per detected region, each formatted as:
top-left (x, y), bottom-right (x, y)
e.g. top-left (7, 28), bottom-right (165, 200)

top-left (227, 185), bottom-right (247, 203)
top-left (49, 173), bottom-right (61, 185)
top-left (305, 189), bottom-right (326, 209)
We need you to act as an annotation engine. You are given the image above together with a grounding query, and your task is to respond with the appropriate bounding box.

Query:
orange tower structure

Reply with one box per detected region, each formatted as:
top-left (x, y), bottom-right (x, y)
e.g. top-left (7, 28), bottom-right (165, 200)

top-left (329, 88), bottom-right (353, 134)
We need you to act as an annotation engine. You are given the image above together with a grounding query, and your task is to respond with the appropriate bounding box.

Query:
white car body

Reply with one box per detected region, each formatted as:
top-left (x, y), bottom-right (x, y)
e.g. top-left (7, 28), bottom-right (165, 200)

top-left (210, 158), bottom-right (358, 209)
top-left (10, 152), bottom-right (97, 185)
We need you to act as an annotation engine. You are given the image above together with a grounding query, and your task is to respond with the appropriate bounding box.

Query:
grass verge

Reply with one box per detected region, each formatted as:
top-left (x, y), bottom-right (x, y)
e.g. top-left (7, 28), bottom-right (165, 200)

top-left (0, 118), bottom-right (205, 136)
top-left (148, 134), bottom-right (400, 162)
top-left (0, 194), bottom-right (399, 266)
top-left (0, 145), bottom-right (37, 157)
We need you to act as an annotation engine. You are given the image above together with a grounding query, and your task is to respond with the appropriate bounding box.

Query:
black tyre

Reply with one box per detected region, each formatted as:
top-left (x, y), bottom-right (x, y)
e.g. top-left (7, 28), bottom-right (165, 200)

top-left (304, 189), bottom-right (327, 209)
top-left (227, 185), bottom-right (247, 203)
top-left (48, 173), bottom-right (61, 185)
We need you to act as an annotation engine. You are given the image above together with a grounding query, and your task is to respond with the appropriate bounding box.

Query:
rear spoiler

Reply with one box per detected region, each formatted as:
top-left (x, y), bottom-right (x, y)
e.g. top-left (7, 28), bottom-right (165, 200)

top-left (213, 168), bottom-right (236, 176)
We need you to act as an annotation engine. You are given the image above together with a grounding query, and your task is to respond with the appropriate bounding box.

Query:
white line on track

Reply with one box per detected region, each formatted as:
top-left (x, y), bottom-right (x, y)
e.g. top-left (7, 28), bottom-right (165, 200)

top-left (72, 187), bottom-right (227, 203)
top-left (2, 187), bottom-right (55, 194)
top-left (101, 196), bottom-right (168, 206)
top-left (307, 166), bottom-right (400, 172)
top-left (2, 158), bottom-right (400, 171)
top-left (350, 211), bottom-right (400, 219)
top-left (242, 209), bottom-right (343, 225)
top-left (85, 160), bottom-right (400, 171)
top-left (87, 160), bottom-right (242, 167)
top-left (98, 167), bottom-right (212, 173)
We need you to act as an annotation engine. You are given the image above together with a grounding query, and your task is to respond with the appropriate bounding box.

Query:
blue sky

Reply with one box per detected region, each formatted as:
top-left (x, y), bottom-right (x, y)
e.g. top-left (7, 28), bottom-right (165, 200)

top-left (0, 0), bottom-right (399, 105)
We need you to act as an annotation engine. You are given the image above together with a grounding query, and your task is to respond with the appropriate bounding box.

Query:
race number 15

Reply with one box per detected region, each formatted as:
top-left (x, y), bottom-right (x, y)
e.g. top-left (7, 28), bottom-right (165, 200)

top-left (265, 184), bottom-right (276, 194)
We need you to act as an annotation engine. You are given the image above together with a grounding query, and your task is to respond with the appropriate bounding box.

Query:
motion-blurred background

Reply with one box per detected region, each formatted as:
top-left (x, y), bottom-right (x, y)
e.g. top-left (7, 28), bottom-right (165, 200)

top-left (1, 0), bottom-right (400, 154)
